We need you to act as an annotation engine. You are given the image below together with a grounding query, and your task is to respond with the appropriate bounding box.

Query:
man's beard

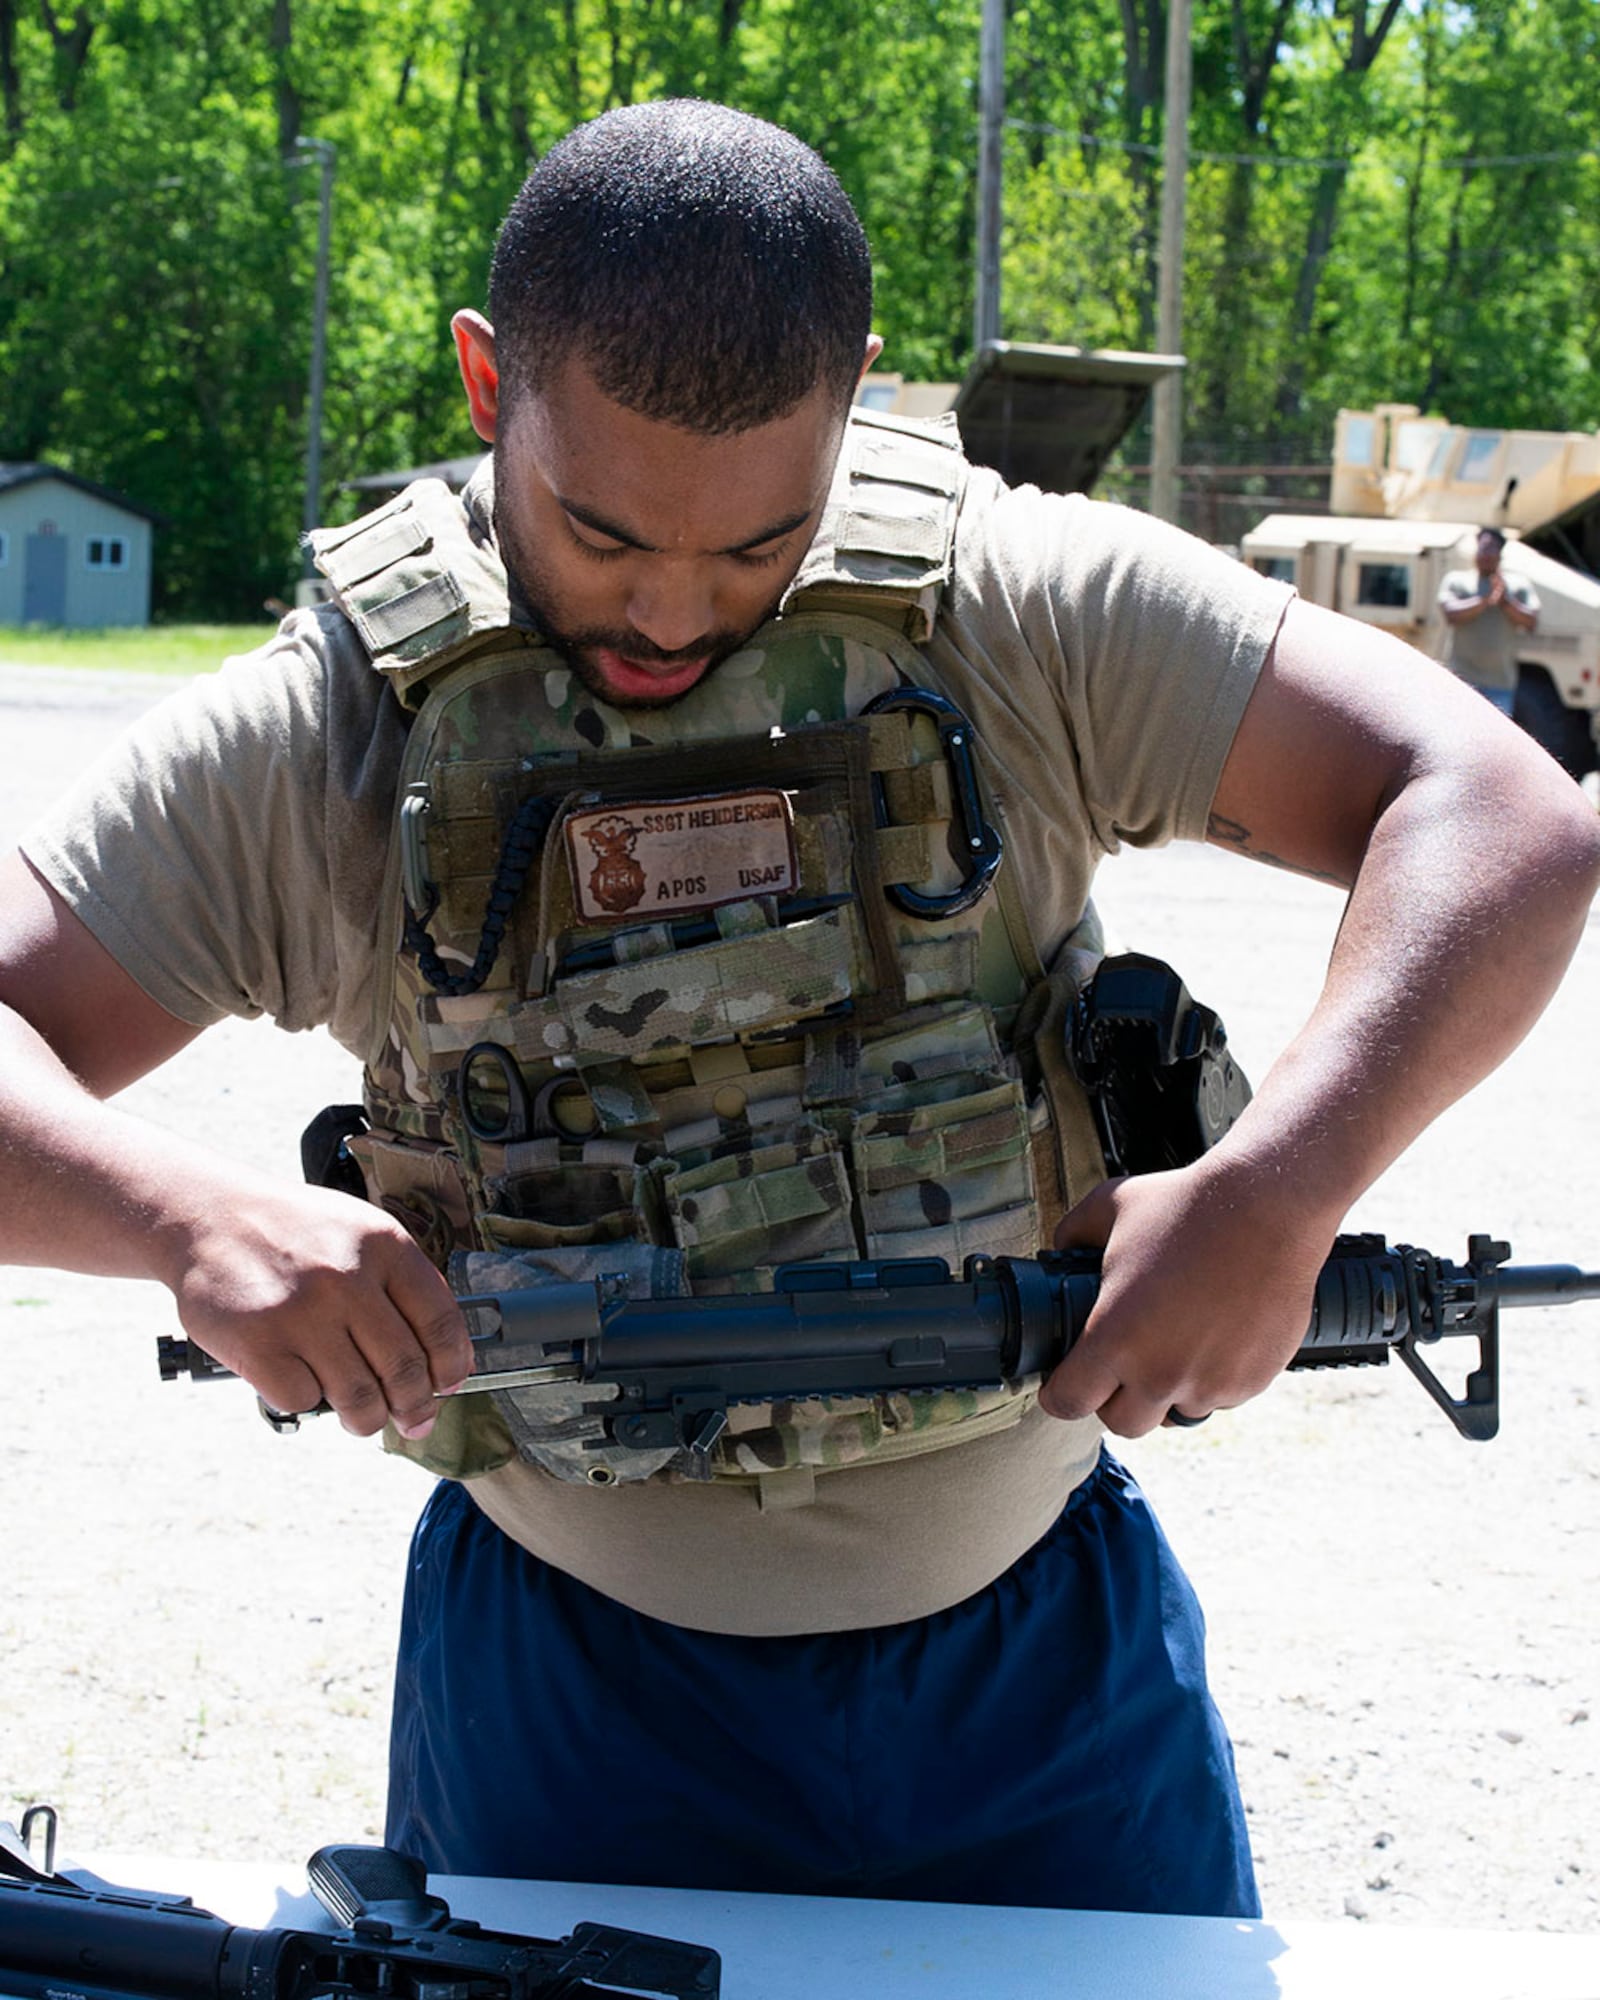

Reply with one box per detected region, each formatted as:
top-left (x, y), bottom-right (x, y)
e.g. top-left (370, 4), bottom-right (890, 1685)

top-left (500, 529), bottom-right (782, 712)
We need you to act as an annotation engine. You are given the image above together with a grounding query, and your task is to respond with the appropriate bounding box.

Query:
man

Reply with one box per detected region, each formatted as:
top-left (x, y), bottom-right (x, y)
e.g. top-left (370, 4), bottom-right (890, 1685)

top-left (1438, 525), bottom-right (1540, 713)
top-left (1, 102), bottom-right (1596, 1916)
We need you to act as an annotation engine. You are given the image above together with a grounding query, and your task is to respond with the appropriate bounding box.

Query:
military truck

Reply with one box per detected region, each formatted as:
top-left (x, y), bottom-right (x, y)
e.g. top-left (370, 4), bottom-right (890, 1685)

top-left (1242, 405), bottom-right (1600, 780)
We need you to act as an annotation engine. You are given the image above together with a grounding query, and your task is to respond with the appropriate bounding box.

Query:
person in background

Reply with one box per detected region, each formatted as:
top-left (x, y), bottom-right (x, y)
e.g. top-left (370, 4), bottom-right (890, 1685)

top-left (1438, 526), bottom-right (1539, 714)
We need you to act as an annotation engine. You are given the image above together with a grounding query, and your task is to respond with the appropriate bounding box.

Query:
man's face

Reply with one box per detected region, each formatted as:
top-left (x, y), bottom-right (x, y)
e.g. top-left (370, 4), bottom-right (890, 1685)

top-left (491, 356), bottom-right (849, 708)
top-left (1475, 531), bottom-right (1504, 575)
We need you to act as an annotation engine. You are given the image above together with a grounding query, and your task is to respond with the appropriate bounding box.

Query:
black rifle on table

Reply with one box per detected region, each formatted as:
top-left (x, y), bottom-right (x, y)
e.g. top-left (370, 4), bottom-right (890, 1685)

top-left (157, 1232), bottom-right (1600, 1449)
top-left (0, 1823), bottom-right (721, 2000)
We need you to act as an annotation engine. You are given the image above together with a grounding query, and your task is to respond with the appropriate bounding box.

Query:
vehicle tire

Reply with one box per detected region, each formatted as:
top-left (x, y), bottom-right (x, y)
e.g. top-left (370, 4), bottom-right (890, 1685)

top-left (1513, 665), bottom-right (1598, 781)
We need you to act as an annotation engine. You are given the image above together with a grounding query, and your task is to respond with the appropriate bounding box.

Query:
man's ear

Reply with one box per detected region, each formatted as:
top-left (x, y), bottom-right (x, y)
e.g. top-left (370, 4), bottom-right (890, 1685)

top-left (452, 310), bottom-right (500, 443)
top-left (858, 332), bottom-right (886, 385)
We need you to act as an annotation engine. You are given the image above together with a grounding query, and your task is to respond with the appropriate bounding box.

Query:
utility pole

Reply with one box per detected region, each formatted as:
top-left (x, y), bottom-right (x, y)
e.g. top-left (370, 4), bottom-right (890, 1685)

top-left (295, 136), bottom-right (335, 579)
top-left (973, 0), bottom-right (1005, 355)
top-left (1149, 0), bottom-right (1191, 524)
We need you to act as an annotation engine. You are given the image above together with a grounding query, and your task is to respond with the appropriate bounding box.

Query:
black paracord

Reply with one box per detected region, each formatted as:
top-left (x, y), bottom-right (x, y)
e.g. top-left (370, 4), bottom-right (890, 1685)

top-left (403, 794), bottom-right (560, 997)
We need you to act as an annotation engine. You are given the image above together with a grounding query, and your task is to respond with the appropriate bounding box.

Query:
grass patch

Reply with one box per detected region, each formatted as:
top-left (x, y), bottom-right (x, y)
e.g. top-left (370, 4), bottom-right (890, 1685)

top-left (0, 624), bottom-right (278, 677)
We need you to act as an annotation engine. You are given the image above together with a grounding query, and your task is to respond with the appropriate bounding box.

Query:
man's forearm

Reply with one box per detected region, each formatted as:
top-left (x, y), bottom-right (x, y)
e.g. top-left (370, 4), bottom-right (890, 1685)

top-left (0, 1002), bottom-right (218, 1284)
top-left (1211, 747), bottom-right (1598, 1224)
top-left (0, 1000), bottom-right (471, 1438)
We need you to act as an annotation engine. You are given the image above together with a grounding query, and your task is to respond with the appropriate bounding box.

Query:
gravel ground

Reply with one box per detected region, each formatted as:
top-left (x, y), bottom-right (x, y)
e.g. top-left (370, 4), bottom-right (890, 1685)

top-left (2, 661), bottom-right (1597, 1934)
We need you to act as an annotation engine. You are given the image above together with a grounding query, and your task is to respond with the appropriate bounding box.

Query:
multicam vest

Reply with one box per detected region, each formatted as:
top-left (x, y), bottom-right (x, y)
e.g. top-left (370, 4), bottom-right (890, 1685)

top-left (310, 411), bottom-right (1108, 1496)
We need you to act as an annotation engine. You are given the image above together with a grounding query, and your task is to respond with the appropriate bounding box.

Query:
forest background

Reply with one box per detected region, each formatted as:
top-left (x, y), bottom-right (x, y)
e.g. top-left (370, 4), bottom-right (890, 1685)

top-left (1, 0), bottom-right (1597, 619)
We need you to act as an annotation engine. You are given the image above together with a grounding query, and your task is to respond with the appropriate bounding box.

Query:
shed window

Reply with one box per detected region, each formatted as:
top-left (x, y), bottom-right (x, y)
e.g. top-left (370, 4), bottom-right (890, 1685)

top-left (86, 536), bottom-right (128, 570)
top-left (1356, 562), bottom-right (1411, 609)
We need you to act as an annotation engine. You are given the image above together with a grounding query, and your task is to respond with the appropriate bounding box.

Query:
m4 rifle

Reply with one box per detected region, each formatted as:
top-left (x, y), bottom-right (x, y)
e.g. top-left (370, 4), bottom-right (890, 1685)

top-left (157, 1232), bottom-right (1600, 1452)
top-left (0, 1833), bottom-right (721, 2000)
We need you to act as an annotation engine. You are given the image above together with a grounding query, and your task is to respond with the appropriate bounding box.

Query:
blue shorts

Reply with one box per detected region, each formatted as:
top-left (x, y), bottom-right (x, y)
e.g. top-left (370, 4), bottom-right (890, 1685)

top-left (385, 1451), bottom-right (1257, 1916)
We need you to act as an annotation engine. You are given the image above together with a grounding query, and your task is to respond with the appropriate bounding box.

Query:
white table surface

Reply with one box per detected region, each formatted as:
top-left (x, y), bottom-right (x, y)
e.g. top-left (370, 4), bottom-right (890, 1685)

top-left (23, 1852), bottom-right (1596, 2000)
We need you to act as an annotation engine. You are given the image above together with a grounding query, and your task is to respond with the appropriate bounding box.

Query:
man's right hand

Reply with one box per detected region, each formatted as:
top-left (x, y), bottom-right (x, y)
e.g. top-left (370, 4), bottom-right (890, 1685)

top-left (0, 851), bottom-right (471, 1441)
top-left (163, 1178), bottom-right (472, 1438)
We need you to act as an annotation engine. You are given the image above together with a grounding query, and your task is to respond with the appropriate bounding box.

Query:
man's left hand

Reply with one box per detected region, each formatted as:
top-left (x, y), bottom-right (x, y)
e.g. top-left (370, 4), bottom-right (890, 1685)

top-left (1040, 1164), bottom-right (1331, 1436)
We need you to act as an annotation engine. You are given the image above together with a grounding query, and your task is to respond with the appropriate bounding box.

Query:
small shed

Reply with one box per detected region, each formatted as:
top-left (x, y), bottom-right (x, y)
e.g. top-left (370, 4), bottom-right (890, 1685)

top-left (0, 464), bottom-right (157, 627)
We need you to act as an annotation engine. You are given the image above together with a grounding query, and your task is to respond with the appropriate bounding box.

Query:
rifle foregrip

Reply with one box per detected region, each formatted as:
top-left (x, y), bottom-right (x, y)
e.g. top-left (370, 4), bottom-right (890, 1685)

top-left (0, 1877), bottom-right (283, 2000)
top-left (1295, 1247), bottom-right (1407, 1363)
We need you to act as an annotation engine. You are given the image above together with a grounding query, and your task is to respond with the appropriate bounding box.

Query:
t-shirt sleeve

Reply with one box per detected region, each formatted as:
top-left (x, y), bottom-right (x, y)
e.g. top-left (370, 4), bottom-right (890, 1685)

top-left (935, 475), bottom-right (1294, 860)
top-left (19, 611), bottom-right (400, 1052)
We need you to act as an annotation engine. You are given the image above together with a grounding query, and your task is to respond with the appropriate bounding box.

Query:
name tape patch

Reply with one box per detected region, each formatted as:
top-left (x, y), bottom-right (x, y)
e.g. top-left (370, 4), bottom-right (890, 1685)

top-left (564, 788), bottom-right (799, 923)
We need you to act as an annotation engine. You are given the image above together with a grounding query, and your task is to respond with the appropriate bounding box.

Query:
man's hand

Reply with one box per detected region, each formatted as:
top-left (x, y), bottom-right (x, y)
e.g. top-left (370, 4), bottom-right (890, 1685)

top-left (162, 1178), bottom-right (472, 1438)
top-left (1040, 1165), bottom-right (1330, 1435)
top-left (1043, 595), bottom-right (1599, 1437)
top-left (0, 852), bottom-right (473, 1440)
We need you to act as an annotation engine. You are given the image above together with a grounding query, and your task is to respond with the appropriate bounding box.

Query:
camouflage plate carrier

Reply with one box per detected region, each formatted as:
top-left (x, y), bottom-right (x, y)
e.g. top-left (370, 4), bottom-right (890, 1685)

top-left (309, 410), bottom-right (1108, 1499)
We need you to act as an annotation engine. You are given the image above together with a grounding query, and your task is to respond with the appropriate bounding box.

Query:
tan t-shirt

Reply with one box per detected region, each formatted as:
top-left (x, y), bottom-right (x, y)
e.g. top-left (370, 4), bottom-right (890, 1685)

top-left (24, 446), bottom-right (1292, 1636)
top-left (1437, 566), bottom-right (1540, 690)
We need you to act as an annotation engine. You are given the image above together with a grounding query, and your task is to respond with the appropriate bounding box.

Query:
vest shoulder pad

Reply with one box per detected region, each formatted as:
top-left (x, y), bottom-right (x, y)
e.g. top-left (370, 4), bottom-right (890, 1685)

top-left (785, 409), bottom-right (967, 644)
top-left (307, 479), bottom-right (516, 704)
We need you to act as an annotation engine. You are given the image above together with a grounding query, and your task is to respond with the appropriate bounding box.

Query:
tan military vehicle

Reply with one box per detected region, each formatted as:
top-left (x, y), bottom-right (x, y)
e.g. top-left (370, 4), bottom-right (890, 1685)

top-left (1242, 404), bottom-right (1600, 779)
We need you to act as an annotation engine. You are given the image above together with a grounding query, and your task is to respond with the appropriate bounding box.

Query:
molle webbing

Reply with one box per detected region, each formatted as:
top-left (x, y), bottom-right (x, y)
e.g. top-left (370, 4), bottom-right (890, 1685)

top-left (784, 411), bottom-right (967, 643)
top-left (308, 475), bottom-right (514, 703)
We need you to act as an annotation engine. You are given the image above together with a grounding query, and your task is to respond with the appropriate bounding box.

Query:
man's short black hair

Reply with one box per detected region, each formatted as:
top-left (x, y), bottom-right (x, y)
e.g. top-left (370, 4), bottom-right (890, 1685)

top-left (1477, 525), bottom-right (1507, 550)
top-left (489, 99), bottom-right (873, 436)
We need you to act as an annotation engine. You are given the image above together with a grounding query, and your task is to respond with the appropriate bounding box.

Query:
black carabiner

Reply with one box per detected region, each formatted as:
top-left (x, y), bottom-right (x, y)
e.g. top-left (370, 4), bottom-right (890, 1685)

top-left (862, 686), bottom-right (1004, 919)
top-left (457, 1041), bottom-right (534, 1143)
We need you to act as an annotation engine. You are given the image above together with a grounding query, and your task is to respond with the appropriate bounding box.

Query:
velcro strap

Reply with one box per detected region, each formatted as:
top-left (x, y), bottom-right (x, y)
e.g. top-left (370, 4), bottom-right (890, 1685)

top-left (874, 822), bottom-right (935, 884)
top-left (864, 709), bottom-right (917, 771)
top-left (316, 507), bottom-right (431, 588)
top-left (901, 934), bottom-right (979, 1005)
top-left (352, 572), bottom-right (468, 659)
top-left (880, 761), bottom-right (953, 823)
top-left (580, 1062), bottom-right (660, 1134)
top-left (855, 1081), bottom-right (1029, 1188)
top-left (688, 1042), bottom-right (752, 1085)
top-left (428, 989), bottom-right (512, 1031)
top-left (667, 1145), bottom-right (847, 1247)
top-left (852, 426), bottom-right (964, 493)
top-left (842, 492), bottom-right (951, 566)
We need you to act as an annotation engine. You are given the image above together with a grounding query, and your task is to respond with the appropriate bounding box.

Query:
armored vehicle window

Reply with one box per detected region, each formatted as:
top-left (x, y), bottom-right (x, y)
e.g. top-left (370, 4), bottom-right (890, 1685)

top-left (1428, 433), bottom-right (1455, 478)
top-left (1356, 563), bottom-right (1411, 609)
top-left (1394, 423), bottom-right (1435, 473)
top-left (1250, 555), bottom-right (1296, 584)
top-left (1458, 432), bottom-right (1502, 483)
top-left (1341, 415), bottom-right (1376, 466)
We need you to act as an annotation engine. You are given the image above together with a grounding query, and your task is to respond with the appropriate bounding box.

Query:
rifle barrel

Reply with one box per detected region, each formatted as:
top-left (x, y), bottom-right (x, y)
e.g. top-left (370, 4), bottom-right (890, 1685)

top-left (1498, 1264), bottom-right (1600, 1310)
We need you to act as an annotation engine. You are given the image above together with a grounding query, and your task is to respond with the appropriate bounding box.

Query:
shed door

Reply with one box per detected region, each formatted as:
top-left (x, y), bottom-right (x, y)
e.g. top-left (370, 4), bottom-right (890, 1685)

top-left (23, 533), bottom-right (68, 624)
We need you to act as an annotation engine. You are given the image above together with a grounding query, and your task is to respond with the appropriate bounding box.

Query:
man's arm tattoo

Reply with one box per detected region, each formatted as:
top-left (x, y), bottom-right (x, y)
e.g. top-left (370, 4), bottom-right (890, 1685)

top-left (1206, 811), bottom-right (1347, 886)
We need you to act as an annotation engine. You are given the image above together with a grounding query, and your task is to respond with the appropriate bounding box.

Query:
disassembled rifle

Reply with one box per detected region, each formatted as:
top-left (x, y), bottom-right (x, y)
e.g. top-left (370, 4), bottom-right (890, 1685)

top-left (159, 1233), bottom-right (1600, 1450)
